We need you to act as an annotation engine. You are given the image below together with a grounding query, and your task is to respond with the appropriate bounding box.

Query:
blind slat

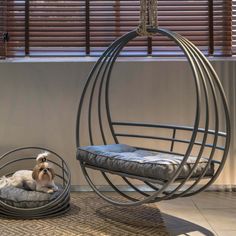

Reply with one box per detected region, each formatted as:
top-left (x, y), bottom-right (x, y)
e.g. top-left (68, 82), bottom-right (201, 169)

top-left (0, 0), bottom-right (6, 58)
top-left (233, 1), bottom-right (236, 54)
top-left (2, 0), bottom-right (235, 57)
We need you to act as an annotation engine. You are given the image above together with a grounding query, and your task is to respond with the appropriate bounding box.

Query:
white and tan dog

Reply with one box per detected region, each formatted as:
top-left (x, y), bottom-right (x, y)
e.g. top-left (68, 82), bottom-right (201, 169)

top-left (0, 152), bottom-right (58, 194)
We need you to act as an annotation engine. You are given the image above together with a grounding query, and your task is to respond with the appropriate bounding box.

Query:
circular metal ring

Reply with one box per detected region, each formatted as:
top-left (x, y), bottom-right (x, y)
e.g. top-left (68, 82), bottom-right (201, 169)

top-left (76, 28), bottom-right (231, 206)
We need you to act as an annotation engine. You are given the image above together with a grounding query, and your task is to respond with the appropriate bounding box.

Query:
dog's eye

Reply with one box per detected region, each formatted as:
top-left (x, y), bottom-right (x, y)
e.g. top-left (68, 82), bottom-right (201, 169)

top-left (40, 168), bottom-right (43, 171)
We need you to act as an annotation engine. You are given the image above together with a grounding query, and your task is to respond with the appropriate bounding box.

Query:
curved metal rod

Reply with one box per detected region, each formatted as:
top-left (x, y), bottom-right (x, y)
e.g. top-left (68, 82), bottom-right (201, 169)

top-left (79, 28), bottom-right (201, 203)
top-left (122, 177), bottom-right (150, 197)
top-left (176, 35), bottom-right (230, 197)
top-left (0, 147), bottom-right (71, 214)
top-left (115, 133), bottom-right (224, 151)
top-left (118, 35), bottom-right (212, 200)
top-left (5, 171), bottom-right (67, 183)
top-left (0, 185), bottom-right (70, 215)
top-left (76, 38), bottom-right (120, 146)
top-left (143, 181), bottom-right (170, 198)
top-left (99, 28), bottom-right (203, 202)
top-left (101, 172), bottom-right (139, 201)
top-left (112, 28), bottom-right (202, 198)
top-left (160, 31), bottom-right (210, 200)
top-left (0, 178), bottom-right (70, 214)
top-left (81, 162), bottom-right (160, 206)
top-left (148, 28), bottom-right (200, 187)
top-left (96, 34), bottom-right (149, 202)
top-left (112, 121), bottom-right (227, 137)
top-left (0, 157), bottom-right (69, 178)
top-left (168, 33), bottom-right (220, 198)
top-left (0, 192), bottom-right (70, 217)
top-left (0, 147), bottom-right (69, 165)
top-left (104, 31), bottom-right (138, 144)
top-left (0, 202), bottom-right (70, 219)
top-left (0, 155), bottom-right (70, 183)
top-left (78, 28), bottom-right (230, 205)
top-left (78, 33), bottom-right (145, 203)
top-left (96, 32), bottom-right (137, 144)
top-left (79, 28), bottom-right (205, 204)
top-left (9, 203), bottom-right (71, 219)
top-left (0, 148), bottom-right (71, 181)
top-left (0, 177), bottom-right (70, 214)
top-left (87, 33), bottom-right (134, 145)
top-left (76, 31), bottom-right (136, 146)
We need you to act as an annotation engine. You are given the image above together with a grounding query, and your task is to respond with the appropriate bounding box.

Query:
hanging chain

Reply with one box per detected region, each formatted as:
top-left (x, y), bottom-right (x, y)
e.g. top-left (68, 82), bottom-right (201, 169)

top-left (137, 0), bottom-right (158, 36)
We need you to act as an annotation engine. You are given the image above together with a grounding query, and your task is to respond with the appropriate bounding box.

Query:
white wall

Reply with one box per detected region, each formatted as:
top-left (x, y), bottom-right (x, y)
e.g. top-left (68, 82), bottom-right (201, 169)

top-left (0, 58), bottom-right (235, 189)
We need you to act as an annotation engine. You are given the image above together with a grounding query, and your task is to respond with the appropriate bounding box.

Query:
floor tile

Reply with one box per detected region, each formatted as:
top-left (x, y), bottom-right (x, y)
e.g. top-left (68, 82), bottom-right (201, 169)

top-left (216, 231), bottom-right (236, 236)
top-left (161, 212), bottom-right (216, 236)
top-left (158, 197), bottom-right (195, 210)
top-left (198, 208), bottom-right (236, 231)
top-left (159, 202), bottom-right (217, 235)
top-left (192, 192), bottom-right (236, 209)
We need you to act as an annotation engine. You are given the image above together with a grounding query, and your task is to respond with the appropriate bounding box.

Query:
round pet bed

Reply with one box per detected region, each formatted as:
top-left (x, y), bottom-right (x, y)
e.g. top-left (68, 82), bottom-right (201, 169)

top-left (0, 147), bottom-right (71, 219)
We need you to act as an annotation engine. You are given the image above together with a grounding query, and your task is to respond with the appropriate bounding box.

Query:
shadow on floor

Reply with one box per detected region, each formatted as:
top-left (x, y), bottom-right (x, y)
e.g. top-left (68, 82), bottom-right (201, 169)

top-left (96, 204), bottom-right (215, 236)
top-left (161, 213), bottom-right (215, 236)
top-left (96, 204), bottom-right (168, 235)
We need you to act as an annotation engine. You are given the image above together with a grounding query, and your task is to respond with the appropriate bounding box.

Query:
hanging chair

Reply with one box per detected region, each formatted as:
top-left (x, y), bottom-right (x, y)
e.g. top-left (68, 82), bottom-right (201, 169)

top-left (76, 0), bottom-right (231, 206)
top-left (0, 147), bottom-right (71, 219)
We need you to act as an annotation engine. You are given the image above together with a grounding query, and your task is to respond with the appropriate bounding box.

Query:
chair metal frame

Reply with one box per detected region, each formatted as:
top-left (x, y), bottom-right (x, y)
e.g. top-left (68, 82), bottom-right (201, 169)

top-left (76, 28), bottom-right (231, 206)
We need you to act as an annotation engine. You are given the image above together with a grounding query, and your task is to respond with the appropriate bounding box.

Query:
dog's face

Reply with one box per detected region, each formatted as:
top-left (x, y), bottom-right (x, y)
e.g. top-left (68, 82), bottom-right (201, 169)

top-left (32, 162), bottom-right (55, 183)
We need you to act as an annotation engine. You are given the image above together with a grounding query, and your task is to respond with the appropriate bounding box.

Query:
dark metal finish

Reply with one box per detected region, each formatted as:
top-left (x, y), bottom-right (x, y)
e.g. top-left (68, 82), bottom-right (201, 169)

top-left (0, 147), bottom-right (71, 219)
top-left (85, 0), bottom-right (90, 55)
top-left (148, 37), bottom-right (152, 55)
top-left (25, 0), bottom-right (30, 56)
top-left (76, 28), bottom-right (231, 206)
top-left (208, 0), bottom-right (214, 55)
top-left (2, 32), bottom-right (9, 42)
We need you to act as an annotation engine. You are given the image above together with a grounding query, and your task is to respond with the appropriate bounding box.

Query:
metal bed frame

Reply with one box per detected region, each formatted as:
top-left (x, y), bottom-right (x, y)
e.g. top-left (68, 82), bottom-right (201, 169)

top-left (0, 147), bottom-right (71, 219)
top-left (76, 27), bottom-right (231, 206)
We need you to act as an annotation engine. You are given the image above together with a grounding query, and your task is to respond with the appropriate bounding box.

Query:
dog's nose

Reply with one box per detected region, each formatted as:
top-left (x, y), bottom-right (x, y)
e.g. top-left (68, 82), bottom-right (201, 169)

top-left (43, 169), bottom-right (47, 173)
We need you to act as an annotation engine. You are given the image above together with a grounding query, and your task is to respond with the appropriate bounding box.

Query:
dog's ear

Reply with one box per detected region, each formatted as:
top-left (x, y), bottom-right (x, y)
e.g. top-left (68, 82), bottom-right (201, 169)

top-left (36, 152), bottom-right (50, 164)
top-left (49, 167), bottom-right (55, 180)
top-left (32, 166), bottom-right (39, 180)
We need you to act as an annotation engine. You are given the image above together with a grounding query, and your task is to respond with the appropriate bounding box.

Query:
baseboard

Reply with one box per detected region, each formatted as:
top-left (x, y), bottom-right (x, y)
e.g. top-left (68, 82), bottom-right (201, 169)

top-left (205, 185), bottom-right (236, 192)
top-left (71, 185), bottom-right (236, 192)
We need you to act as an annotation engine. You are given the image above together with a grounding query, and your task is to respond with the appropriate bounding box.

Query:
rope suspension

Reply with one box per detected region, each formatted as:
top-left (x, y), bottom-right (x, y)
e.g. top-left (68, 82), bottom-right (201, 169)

top-left (137, 0), bottom-right (158, 36)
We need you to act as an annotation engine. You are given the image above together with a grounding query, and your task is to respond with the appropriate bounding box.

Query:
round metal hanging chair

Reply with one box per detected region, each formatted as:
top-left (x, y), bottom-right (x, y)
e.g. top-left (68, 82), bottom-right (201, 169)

top-left (0, 147), bottom-right (71, 219)
top-left (76, 0), bottom-right (231, 206)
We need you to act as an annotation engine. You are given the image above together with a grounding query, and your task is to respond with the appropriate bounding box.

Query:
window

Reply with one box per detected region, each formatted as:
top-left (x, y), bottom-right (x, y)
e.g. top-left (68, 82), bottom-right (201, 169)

top-left (233, 0), bottom-right (236, 54)
top-left (0, 0), bottom-right (235, 58)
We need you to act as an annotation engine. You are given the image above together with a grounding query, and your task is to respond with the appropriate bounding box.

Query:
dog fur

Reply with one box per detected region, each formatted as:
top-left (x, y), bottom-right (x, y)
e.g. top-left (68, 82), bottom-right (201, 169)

top-left (0, 152), bottom-right (58, 194)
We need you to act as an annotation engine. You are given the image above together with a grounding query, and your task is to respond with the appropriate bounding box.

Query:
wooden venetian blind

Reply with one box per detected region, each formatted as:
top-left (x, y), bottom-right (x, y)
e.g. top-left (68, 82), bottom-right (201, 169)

top-left (233, 0), bottom-right (236, 54)
top-left (213, 0), bottom-right (232, 56)
top-left (1, 0), bottom-right (235, 57)
top-left (4, 0), bottom-right (25, 57)
top-left (152, 0), bottom-right (211, 56)
top-left (89, 1), bottom-right (145, 56)
top-left (4, 0), bottom-right (85, 57)
top-left (28, 0), bottom-right (86, 56)
top-left (0, 0), bottom-right (6, 58)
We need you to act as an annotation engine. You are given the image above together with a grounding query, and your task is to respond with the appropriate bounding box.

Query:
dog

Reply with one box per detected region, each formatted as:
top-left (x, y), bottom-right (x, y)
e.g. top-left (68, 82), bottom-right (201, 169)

top-left (0, 152), bottom-right (58, 194)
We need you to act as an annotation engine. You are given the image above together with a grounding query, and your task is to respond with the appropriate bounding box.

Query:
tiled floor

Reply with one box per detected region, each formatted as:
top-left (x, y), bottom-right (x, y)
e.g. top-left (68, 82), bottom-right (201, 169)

top-left (158, 192), bottom-right (236, 236)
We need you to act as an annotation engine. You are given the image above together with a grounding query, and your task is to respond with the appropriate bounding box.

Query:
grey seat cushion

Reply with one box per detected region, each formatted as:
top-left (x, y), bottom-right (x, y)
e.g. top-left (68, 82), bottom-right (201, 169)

top-left (77, 144), bottom-right (214, 181)
top-left (0, 185), bottom-right (62, 208)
